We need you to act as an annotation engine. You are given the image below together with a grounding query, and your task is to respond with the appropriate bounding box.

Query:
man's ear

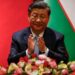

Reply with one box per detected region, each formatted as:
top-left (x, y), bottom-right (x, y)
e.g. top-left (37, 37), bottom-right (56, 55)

top-left (28, 12), bottom-right (30, 17)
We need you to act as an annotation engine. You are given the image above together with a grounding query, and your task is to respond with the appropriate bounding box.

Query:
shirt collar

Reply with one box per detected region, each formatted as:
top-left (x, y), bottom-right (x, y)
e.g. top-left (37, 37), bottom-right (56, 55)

top-left (30, 28), bottom-right (44, 38)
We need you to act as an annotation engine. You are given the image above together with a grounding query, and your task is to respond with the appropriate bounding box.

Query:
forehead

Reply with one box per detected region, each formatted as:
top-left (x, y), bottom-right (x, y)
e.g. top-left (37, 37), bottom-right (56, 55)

top-left (30, 8), bottom-right (48, 15)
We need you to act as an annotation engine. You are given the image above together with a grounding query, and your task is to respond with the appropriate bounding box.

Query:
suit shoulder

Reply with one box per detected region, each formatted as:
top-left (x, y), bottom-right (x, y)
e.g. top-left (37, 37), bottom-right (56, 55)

top-left (12, 27), bottom-right (30, 39)
top-left (46, 27), bottom-right (64, 38)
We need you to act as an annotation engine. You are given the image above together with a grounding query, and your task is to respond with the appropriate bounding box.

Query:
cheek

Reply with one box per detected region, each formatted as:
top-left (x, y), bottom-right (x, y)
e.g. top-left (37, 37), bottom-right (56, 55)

top-left (29, 17), bottom-right (35, 23)
top-left (44, 18), bottom-right (49, 23)
top-left (29, 20), bottom-right (34, 25)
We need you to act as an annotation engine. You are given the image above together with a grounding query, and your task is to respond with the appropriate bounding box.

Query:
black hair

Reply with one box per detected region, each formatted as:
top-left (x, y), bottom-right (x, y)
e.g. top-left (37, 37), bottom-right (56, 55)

top-left (28, 1), bottom-right (51, 16)
top-left (33, 0), bottom-right (44, 2)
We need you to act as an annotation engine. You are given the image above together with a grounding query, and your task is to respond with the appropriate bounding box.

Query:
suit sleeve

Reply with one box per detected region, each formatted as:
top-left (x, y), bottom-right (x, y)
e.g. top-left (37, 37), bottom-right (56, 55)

top-left (8, 35), bottom-right (26, 64)
top-left (47, 35), bottom-right (69, 63)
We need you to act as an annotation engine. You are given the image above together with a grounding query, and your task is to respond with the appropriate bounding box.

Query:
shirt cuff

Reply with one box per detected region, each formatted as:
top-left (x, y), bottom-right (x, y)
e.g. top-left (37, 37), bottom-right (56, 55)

top-left (26, 48), bottom-right (49, 57)
top-left (44, 47), bottom-right (49, 56)
top-left (26, 49), bottom-right (31, 58)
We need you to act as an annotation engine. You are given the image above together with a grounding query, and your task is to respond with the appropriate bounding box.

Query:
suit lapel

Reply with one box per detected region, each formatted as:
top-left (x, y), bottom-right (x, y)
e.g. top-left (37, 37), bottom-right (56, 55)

top-left (43, 28), bottom-right (56, 50)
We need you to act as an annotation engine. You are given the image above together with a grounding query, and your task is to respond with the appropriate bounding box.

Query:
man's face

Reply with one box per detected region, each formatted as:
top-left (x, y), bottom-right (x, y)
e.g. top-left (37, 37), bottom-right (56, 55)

top-left (28, 8), bottom-right (49, 34)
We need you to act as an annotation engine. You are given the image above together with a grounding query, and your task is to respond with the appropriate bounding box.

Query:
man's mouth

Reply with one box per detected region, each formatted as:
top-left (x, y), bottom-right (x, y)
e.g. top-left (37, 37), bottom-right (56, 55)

top-left (34, 23), bottom-right (44, 26)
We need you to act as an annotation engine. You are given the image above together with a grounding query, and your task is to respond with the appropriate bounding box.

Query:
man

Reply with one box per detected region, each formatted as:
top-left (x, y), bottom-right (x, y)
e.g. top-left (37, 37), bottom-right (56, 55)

top-left (8, 1), bottom-right (69, 64)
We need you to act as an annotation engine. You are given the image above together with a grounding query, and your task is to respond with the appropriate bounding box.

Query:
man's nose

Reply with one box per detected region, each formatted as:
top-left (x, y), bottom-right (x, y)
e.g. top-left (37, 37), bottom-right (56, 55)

top-left (36, 17), bottom-right (41, 22)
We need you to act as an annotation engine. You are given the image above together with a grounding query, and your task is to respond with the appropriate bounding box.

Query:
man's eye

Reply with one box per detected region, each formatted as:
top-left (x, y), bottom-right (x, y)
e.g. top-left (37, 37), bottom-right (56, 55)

top-left (40, 15), bottom-right (45, 19)
top-left (32, 14), bottom-right (37, 18)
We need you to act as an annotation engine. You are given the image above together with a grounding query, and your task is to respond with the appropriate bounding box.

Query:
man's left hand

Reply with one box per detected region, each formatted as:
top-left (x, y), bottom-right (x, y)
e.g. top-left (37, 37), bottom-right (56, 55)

top-left (38, 37), bottom-right (46, 52)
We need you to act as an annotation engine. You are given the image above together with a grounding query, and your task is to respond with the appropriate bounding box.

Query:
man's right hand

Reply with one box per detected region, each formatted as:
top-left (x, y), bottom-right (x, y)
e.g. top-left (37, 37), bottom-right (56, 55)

top-left (28, 34), bottom-right (34, 54)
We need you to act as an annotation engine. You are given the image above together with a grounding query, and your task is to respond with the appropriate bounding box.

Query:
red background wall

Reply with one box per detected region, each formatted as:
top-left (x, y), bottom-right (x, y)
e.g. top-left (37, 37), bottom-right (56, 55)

top-left (0, 0), bottom-right (32, 67)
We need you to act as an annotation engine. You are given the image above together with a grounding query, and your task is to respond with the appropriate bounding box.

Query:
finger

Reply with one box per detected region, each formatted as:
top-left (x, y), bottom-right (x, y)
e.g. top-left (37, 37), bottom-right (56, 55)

top-left (38, 36), bottom-right (44, 41)
top-left (30, 34), bottom-right (33, 37)
top-left (38, 37), bottom-right (44, 44)
top-left (29, 34), bottom-right (34, 39)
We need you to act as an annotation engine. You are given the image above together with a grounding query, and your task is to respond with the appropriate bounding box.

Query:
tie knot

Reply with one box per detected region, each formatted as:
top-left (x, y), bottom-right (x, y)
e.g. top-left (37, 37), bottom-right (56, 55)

top-left (34, 36), bottom-right (38, 41)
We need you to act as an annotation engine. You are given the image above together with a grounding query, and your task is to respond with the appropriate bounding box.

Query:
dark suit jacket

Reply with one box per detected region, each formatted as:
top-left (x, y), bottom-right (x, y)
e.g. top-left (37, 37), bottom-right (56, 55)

top-left (8, 27), bottom-right (69, 64)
